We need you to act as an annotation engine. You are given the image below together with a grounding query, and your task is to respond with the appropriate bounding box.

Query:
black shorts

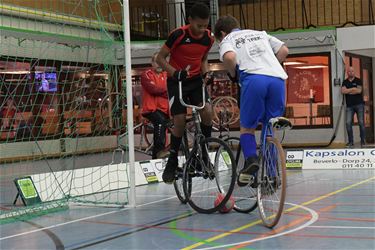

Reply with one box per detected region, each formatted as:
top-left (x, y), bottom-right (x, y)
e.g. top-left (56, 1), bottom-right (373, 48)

top-left (167, 75), bottom-right (210, 116)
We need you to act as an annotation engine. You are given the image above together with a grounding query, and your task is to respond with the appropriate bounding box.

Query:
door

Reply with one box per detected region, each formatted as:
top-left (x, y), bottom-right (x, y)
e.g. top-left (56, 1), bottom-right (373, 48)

top-left (361, 58), bottom-right (374, 143)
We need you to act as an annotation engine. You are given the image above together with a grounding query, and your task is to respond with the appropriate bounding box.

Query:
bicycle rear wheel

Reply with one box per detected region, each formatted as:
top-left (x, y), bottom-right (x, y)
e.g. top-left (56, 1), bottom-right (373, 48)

top-left (183, 137), bottom-right (236, 214)
top-left (225, 137), bottom-right (257, 213)
top-left (174, 136), bottom-right (191, 204)
top-left (257, 137), bottom-right (287, 228)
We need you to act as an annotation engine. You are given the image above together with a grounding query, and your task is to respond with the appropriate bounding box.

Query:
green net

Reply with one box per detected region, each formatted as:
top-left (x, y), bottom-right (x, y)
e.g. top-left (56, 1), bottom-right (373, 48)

top-left (0, 0), bottom-right (131, 223)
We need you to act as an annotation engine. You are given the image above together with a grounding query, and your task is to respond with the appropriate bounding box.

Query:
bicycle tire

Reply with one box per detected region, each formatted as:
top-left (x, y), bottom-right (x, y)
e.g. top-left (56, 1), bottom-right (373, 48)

top-left (174, 135), bottom-right (191, 204)
top-left (183, 137), bottom-right (236, 214)
top-left (257, 136), bottom-right (287, 228)
top-left (224, 137), bottom-right (258, 213)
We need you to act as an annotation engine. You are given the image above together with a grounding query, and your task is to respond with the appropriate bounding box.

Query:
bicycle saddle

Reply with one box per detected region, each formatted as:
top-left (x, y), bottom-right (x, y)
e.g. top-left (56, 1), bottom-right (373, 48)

top-left (269, 117), bottom-right (292, 130)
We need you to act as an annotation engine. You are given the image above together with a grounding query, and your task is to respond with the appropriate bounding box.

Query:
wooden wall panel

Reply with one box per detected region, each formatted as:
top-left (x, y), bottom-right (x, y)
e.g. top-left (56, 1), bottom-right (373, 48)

top-left (346, 0), bottom-right (355, 23)
top-left (281, 0), bottom-right (289, 28)
top-left (317, 0), bottom-right (326, 26)
top-left (274, 0), bottom-right (284, 29)
top-left (361, 0), bottom-right (370, 24)
top-left (4, 0), bottom-right (373, 32)
top-left (288, 0), bottom-right (297, 29)
top-left (295, 0), bottom-right (303, 28)
top-left (267, 0), bottom-right (277, 30)
top-left (259, 1), bottom-right (267, 30)
top-left (309, 0), bottom-right (318, 27)
top-left (253, 2), bottom-right (262, 30)
top-left (324, 0), bottom-right (332, 27)
top-left (331, 0), bottom-right (340, 24)
top-left (354, 0), bottom-right (363, 23)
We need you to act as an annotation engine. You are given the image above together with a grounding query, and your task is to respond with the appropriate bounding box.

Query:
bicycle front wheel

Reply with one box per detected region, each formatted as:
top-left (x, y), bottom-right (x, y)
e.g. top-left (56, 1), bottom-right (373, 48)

top-left (257, 137), bottom-right (287, 228)
top-left (183, 137), bottom-right (236, 214)
top-left (174, 136), bottom-right (191, 204)
top-left (225, 137), bottom-right (257, 213)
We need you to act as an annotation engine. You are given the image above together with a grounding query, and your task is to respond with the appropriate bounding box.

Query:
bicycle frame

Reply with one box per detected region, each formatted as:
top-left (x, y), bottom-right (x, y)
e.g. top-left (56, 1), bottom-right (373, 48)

top-left (260, 121), bottom-right (273, 153)
top-left (259, 121), bottom-right (280, 179)
top-left (178, 80), bottom-right (209, 174)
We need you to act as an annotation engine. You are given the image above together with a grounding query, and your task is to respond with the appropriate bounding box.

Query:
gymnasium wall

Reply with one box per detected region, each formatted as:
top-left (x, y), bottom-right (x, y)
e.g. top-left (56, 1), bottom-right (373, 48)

top-left (219, 0), bottom-right (373, 30)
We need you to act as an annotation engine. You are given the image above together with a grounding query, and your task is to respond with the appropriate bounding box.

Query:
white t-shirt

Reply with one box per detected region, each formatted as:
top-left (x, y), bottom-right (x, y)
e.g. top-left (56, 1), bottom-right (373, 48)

top-left (219, 29), bottom-right (288, 80)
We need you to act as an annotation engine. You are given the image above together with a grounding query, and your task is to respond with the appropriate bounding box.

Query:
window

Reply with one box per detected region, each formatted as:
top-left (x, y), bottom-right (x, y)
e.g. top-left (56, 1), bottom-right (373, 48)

top-left (0, 60), bottom-right (33, 141)
top-left (284, 53), bottom-right (332, 127)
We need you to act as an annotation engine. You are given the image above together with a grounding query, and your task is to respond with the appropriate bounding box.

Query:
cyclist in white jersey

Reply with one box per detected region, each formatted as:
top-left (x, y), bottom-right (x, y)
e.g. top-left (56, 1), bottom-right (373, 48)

top-left (214, 15), bottom-right (289, 186)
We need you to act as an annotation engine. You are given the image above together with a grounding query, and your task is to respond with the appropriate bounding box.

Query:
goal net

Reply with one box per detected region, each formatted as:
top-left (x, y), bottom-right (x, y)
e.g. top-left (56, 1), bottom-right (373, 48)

top-left (0, 0), bottom-right (131, 223)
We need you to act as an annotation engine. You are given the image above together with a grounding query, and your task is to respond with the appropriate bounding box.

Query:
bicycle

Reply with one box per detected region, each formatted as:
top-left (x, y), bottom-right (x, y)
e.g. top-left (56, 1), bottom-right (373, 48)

top-left (211, 97), bottom-right (256, 213)
top-left (210, 96), bottom-right (257, 213)
top-left (173, 81), bottom-right (237, 214)
top-left (99, 91), bottom-right (194, 205)
top-left (228, 117), bottom-right (291, 227)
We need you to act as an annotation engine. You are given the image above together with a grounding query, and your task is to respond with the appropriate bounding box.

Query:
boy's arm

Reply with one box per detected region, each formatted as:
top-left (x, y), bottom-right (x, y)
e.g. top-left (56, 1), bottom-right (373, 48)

top-left (201, 53), bottom-right (209, 75)
top-left (222, 51), bottom-right (237, 78)
top-left (156, 46), bottom-right (176, 77)
top-left (275, 45), bottom-right (289, 63)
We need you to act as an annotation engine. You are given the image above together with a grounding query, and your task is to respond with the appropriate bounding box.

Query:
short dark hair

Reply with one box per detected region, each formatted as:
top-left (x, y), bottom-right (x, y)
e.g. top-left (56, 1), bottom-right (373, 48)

top-left (190, 3), bottom-right (210, 19)
top-left (214, 15), bottom-right (240, 40)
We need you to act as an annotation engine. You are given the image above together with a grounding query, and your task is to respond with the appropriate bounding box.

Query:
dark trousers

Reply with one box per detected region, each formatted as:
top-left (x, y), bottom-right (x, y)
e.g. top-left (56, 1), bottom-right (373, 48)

top-left (142, 110), bottom-right (169, 159)
top-left (345, 104), bottom-right (366, 144)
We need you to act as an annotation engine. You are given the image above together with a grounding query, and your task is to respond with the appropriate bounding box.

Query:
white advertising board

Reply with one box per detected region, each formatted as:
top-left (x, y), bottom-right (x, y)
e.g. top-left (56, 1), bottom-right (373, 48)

top-left (286, 150), bottom-right (304, 168)
top-left (302, 148), bottom-right (375, 169)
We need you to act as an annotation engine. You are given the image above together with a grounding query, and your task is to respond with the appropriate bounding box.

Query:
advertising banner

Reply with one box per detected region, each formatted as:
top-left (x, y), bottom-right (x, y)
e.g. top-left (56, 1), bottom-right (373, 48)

top-left (286, 150), bottom-right (304, 168)
top-left (139, 161), bottom-right (159, 183)
top-left (302, 148), bottom-right (375, 169)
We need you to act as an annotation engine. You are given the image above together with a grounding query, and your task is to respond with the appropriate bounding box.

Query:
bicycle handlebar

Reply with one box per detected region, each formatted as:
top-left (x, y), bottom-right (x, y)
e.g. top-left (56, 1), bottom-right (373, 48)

top-left (178, 80), bottom-right (206, 110)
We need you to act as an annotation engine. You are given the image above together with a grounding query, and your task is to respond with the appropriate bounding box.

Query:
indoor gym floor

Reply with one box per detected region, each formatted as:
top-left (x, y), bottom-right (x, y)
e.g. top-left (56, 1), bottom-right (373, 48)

top-left (0, 159), bottom-right (374, 250)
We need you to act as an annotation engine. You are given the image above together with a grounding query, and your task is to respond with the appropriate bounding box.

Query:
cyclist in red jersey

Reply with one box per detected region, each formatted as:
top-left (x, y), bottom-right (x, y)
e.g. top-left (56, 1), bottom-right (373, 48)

top-left (156, 2), bottom-right (214, 184)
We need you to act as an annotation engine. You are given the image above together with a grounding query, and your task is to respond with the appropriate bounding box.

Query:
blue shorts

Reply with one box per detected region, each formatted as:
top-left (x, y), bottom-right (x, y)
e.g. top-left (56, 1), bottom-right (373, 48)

top-left (240, 74), bottom-right (285, 129)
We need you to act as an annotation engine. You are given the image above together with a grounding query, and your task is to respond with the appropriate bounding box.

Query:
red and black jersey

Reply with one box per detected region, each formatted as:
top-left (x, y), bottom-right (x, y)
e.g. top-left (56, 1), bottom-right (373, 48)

top-left (163, 25), bottom-right (214, 78)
